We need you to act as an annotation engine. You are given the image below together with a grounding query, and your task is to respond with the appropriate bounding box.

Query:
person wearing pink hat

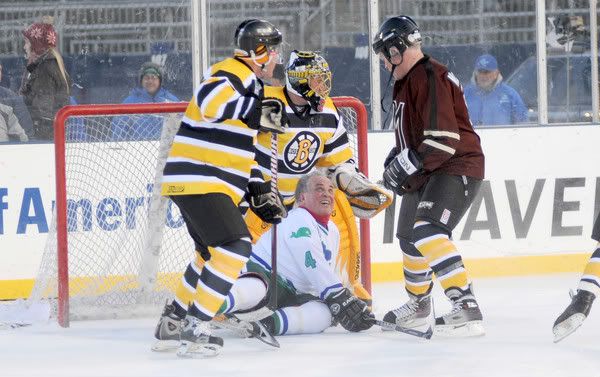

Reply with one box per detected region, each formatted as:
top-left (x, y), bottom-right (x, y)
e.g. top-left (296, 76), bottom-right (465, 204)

top-left (20, 21), bottom-right (70, 141)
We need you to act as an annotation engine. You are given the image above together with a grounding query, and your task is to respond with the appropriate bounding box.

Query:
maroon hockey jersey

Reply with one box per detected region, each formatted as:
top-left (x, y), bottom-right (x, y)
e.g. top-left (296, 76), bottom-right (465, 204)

top-left (391, 55), bottom-right (485, 191)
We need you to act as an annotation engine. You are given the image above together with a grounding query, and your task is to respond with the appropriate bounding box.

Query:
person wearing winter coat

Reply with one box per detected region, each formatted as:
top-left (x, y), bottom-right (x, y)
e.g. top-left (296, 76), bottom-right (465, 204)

top-left (464, 54), bottom-right (528, 126)
top-left (20, 22), bottom-right (70, 141)
top-left (111, 62), bottom-right (180, 141)
top-left (0, 102), bottom-right (28, 142)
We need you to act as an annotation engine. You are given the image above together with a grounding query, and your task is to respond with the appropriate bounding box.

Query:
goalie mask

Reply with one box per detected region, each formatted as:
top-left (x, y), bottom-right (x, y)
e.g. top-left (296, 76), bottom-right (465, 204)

top-left (286, 50), bottom-right (332, 112)
top-left (372, 15), bottom-right (421, 61)
top-left (234, 19), bottom-right (283, 67)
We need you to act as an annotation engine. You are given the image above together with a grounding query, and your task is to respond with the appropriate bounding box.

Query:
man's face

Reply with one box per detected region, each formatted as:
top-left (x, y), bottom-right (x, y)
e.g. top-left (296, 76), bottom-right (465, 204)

top-left (255, 49), bottom-right (281, 80)
top-left (24, 38), bottom-right (32, 60)
top-left (475, 69), bottom-right (499, 90)
top-left (142, 74), bottom-right (160, 96)
top-left (298, 175), bottom-right (335, 217)
top-left (379, 46), bottom-right (408, 80)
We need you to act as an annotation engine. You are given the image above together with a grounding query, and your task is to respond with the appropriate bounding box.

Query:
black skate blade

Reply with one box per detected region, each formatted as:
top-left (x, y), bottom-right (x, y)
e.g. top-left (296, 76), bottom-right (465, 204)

top-left (212, 316), bottom-right (280, 348)
top-left (375, 320), bottom-right (433, 339)
top-left (250, 321), bottom-right (280, 348)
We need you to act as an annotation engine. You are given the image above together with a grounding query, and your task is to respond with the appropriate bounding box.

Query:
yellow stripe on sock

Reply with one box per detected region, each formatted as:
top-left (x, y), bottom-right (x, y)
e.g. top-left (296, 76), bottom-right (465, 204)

top-left (402, 254), bottom-right (430, 272)
top-left (175, 276), bottom-right (196, 307)
top-left (405, 281), bottom-right (432, 296)
top-left (194, 284), bottom-right (227, 315)
top-left (583, 260), bottom-right (600, 278)
top-left (437, 269), bottom-right (469, 291)
top-left (417, 237), bottom-right (457, 262)
top-left (208, 246), bottom-right (248, 281)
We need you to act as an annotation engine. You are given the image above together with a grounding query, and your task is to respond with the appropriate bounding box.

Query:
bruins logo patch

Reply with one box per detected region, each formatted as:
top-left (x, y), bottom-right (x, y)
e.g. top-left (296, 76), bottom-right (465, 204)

top-left (283, 131), bottom-right (321, 173)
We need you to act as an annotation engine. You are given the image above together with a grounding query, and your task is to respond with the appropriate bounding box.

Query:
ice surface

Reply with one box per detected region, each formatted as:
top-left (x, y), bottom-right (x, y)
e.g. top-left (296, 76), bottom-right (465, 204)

top-left (1, 274), bottom-right (598, 377)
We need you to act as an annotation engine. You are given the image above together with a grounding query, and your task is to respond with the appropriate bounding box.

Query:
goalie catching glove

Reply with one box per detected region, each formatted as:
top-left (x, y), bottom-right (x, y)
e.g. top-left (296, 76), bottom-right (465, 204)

top-left (246, 181), bottom-right (287, 224)
top-left (326, 288), bottom-right (375, 332)
top-left (326, 163), bottom-right (393, 219)
top-left (382, 148), bottom-right (423, 196)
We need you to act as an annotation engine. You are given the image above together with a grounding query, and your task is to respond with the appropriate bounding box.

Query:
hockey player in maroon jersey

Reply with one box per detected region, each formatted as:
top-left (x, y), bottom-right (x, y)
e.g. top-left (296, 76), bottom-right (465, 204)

top-left (372, 16), bottom-right (486, 337)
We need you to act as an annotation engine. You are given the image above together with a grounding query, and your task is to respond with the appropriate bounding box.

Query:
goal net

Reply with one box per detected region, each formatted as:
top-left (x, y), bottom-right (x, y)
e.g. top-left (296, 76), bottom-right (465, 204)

top-left (31, 97), bottom-right (371, 327)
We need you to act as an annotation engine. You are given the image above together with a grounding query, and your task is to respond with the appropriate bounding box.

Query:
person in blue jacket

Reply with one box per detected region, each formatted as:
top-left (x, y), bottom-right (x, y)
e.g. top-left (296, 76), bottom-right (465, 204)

top-left (111, 62), bottom-right (180, 141)
top-left (464, 54), bottom-right (528, 126)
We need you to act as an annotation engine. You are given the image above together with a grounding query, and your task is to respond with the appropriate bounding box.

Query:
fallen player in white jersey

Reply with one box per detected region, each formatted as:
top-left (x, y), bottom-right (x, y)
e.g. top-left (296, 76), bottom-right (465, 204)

top-left (218, 171), bottom-right (375, 335)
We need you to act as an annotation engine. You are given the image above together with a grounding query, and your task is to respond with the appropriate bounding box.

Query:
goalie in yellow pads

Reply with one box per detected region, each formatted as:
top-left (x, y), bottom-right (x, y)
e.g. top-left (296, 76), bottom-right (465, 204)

top-left (245, 50), bottom-right (393, 303)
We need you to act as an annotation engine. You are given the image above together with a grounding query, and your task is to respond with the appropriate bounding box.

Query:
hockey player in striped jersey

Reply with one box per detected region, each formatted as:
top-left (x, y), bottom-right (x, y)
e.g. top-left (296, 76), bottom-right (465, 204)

top-left (220, 171), bottom-right (375, 335)
top-left (244, 50), bottom-right (392, 305)
top-left (553, 213), bottom-right (600, 342)
top-left (372, 16), bottom-right (485, 337)
top-left (152, 19), bottom-right (289, 358)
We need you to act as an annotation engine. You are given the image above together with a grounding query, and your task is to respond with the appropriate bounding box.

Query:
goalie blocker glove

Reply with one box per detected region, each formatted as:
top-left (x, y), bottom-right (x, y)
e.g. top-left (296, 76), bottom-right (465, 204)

top-left (247, 97), bottom-right (289, 134)
top-left (326, 288), bottom-right (375, 332)
top-left (246, 181), bottom-right (288, 224)
top-left (382, 148), bottom-right (422, 196)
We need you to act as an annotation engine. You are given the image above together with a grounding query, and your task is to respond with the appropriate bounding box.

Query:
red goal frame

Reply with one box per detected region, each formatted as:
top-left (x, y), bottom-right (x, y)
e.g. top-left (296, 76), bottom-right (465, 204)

top-left (53, 96), bottom-right (371, 327)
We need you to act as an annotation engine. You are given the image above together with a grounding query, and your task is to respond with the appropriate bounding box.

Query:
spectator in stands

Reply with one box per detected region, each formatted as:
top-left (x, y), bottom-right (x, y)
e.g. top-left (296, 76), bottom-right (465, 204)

top-left (464, 54), bottom-right (528, 126)
top-left (0, 102), bottom-right (29, 143)
top-left (111, 62), bottom-right (180, 141)
top-left (0, 62), bottom-right (33, 138)
top-left (20, 21), bottom-right (70, 141)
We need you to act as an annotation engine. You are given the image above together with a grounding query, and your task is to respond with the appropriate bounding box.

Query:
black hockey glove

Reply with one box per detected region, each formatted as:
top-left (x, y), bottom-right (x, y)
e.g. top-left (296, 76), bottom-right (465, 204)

top-left (247, 97), bottom-right (289, 134)
top-left (247, 181), bottom-right (287, 224)
top-left (383, 146), bottom-right (400, 168)
top-left (382, 148), bottom-right (423, 196)
top-left (326, 288), bottom-right (375, 332)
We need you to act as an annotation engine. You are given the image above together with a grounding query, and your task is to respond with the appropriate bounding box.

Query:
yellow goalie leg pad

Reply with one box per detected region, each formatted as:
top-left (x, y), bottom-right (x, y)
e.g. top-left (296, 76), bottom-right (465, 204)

top-left (332, 189), bottom-right (372, 303)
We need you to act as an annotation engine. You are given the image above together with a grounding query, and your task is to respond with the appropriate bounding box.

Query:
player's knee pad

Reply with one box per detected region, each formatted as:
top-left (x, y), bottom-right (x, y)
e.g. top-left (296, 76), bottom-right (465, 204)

top-left (225, 272), bottom-right (272, 321)
top-left (399, 237), bottom-right (421, 257)
top-left (412, 221), bottom-right (448, 243)
top-left (217, 238), bottom-right (253, 259)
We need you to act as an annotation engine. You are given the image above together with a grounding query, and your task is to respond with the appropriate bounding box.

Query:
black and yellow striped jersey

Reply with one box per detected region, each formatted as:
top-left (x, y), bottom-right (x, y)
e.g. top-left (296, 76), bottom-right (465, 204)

top-left (256, 86), bottom-right (354, 205)
top-left (161, 57), bottom-right (265, 205)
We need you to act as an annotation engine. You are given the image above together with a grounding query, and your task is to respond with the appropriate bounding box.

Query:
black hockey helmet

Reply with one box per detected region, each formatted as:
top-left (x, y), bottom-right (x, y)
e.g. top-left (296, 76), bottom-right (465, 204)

top-left (372, 16), bottom-right (421, 61)
top-left (234, 19), bottom-right (282, 59)
top-left (286, 50), bottom-right (332, 112)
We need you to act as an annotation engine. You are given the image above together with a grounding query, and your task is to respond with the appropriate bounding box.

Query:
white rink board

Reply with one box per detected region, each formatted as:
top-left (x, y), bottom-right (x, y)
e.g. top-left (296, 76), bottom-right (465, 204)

top-left (369, 126), bottom-right (600, 262)
top-left (0, 125), bottom-right (599, 281)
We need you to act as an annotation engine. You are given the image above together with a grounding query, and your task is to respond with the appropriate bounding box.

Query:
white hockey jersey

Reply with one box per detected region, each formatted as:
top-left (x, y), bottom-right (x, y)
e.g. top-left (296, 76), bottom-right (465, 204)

top-left (250, 207), bottom-right (344, 300)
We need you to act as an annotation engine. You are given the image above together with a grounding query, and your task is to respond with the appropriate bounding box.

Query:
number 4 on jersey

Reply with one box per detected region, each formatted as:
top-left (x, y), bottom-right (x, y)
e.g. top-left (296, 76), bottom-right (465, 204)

top-left (305, 251), bottom-right (317, 269)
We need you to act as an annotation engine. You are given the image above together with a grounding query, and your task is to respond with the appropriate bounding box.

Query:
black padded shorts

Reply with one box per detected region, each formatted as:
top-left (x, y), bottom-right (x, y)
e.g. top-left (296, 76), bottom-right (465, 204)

top-left (396, 174), bottom-right (481, 241)
top-left (171, 193), bottom-right (251, 249)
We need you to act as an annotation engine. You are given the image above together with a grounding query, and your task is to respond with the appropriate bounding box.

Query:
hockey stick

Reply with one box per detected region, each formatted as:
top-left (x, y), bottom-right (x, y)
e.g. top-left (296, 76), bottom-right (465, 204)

top-left (374, 320), bottom-right (433, 339)
top-left (268, 132), bottom-right (279, 310)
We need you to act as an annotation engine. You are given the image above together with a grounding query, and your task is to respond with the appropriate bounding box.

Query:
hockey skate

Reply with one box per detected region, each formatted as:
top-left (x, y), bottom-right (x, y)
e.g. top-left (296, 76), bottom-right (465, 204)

top-left (382, 293), bottom-right (432, 330)
top-left (434, 289), bottom-right (484, 337)
top-left (177, 315), bottom-right (224, 358)
top-left (151, 302), bottom-right (182, 352)
top-left (553, 289), bottom-right (596, 343)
